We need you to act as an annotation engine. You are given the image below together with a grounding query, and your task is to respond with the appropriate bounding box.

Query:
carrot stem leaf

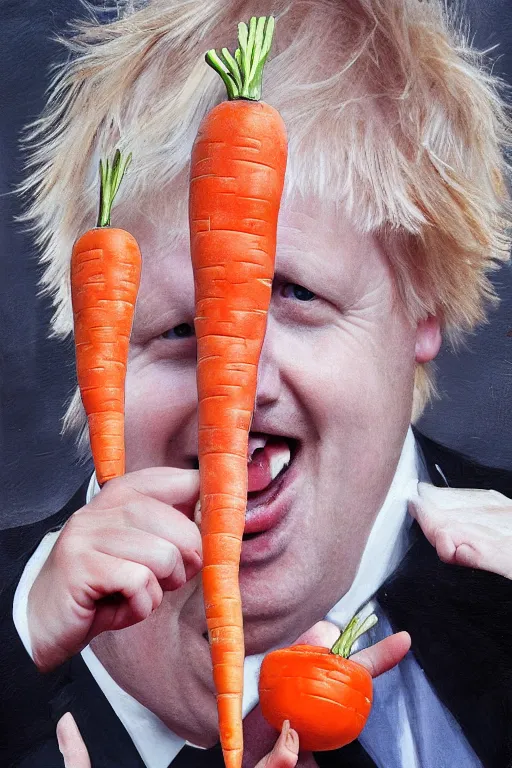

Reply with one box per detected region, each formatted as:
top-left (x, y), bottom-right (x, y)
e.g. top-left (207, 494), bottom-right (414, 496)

top-left (221, 48), bottom-right (243, 93)
top-left (97, 149), bottom-right (132, 227)
top-left (205, 15), bottom-right (275, 101)
top-left (205, 49), bottom-right (239, 99)
top-left (330, 612), bottom-right (378, 658)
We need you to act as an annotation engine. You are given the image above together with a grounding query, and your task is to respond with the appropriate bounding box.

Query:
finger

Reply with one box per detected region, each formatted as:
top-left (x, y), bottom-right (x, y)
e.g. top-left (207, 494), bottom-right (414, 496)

top-left (293, 620), bottom-right (340, 648)
top-left (85, 560), bottom-right (165, 639)
top-left (351, 631), bottom-right (411, 678)
top-left (56, 713), bottom-right (91, 768)
top-left (86, 555), bottom-right (164, 614)
top-left (410, 498), bottom-right (483, 565)
top-left (409, 485), bottom-right (476, 536)
top-left (93, 528), bottom-right (200, 584)
top-left (88, 581), bottom-right (164, 638)
top-left (256, 720), bottom-right (299, 768)
top-left (435, 523), bottom-right (512, 578)
top-left (451, 542), bottom-right (481, 569)
top-left (417, 483), bottom-right (509, 509)
top-left (410, 512), bottom-right (483, 569)
top-left (407, 499), bottom-right (440, 549)
top-left (101, 466), bottom-right (200, 509)
top-left (108, 497), bottom-right (203, 564)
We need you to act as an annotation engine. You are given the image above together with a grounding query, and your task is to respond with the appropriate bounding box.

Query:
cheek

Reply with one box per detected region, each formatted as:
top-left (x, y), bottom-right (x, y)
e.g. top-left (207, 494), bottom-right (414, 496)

top-left (124, 361), bottom-right (197, 469)
top-left (297, 318), bottom-right (417, 428)
top-left (282, 313), bottom-right (418, 500)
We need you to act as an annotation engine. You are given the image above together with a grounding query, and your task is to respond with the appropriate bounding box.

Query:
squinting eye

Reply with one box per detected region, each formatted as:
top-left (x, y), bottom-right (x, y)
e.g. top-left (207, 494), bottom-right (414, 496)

top-left (161, 322), bottom-right (195, 340)
top-left (281, 283), bottom-right (316, 301)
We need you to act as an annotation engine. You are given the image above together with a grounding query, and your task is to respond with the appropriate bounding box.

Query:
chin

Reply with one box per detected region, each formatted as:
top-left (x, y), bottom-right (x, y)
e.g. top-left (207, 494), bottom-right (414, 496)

top-left (239, 563), bottom-right (321, 654)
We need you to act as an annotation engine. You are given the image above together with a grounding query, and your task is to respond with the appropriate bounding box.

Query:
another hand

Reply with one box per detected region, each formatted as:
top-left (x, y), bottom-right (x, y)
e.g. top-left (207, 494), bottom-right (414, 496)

top-left (409, 483), bottom-right (512, 579)
top-left (243, 621), bottom-right (411, 767)
top-left (28, 467), bottom-right (202, 672)
top-left (56, 712), bottom-right (301, 768)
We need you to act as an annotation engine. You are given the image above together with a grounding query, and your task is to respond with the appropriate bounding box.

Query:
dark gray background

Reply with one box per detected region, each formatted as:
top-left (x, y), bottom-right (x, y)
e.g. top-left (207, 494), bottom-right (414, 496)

top-left (0, 0), bottom-right (510, 530)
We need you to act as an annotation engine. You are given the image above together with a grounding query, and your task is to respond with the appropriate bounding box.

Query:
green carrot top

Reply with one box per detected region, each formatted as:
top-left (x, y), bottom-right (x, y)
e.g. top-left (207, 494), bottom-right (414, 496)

top-left (205, 16), bottom-right (275, 101)
top-left (330, 612), bottom-right (379, 659)
top-left (97, 149), bottom-right (132, 228)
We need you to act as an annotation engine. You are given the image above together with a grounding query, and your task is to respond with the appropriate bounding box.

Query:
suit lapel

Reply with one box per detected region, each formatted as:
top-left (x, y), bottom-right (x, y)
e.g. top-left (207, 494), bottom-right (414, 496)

top-left (413, 428), bottom-right (512, 497)
top-left (49, 653), bottom-right (146, 767)
top-left (378, 433), bottom-right (512, 768)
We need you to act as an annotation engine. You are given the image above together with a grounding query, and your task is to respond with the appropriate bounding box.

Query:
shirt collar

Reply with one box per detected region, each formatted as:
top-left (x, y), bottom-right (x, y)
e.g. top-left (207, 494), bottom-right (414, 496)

top-left (83, 426), bottom-right (427, 768)
top-left (326, 426), bottom-right (428, 628)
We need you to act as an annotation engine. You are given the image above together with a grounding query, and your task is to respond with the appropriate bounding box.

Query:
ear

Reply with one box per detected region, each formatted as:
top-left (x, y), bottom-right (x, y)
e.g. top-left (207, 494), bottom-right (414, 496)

top-left (415, 315), bottom-right (442, 364)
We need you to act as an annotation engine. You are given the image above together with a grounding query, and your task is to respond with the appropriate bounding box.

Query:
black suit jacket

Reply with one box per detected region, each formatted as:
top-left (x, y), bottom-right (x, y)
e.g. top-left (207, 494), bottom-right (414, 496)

top-left (1, 433), bottom-right (511, 768)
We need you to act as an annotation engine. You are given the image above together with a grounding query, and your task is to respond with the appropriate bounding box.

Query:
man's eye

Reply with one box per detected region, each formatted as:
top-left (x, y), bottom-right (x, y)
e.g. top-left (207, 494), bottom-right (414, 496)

top-left (161, 322), bottom-right (195, 340)
top-left (281, 283), bottom-right (316, 301)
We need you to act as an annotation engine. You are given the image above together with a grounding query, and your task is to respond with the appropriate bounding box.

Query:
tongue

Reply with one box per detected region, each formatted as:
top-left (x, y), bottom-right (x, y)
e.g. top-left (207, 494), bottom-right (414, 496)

top-left (247, 439), bottom-right (290, 493)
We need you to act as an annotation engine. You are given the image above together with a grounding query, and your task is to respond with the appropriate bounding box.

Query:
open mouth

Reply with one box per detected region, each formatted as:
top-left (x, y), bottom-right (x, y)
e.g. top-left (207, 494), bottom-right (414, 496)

top-left (242, 432), bottom-right (297, 540)
top-left (193, 432), bottom-right (298, 541)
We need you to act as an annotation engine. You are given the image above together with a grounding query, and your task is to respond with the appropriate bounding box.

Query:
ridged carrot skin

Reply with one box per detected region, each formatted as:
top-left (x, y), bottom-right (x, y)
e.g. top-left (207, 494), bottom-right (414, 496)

top-left (259, 645), bottom-right (373, 752)
top-left (71, 226), bottom-right (141, 485)
top-left (190, 89), bottom-right (287, 768)
top-left (259, 614), bottom-right (378, 752)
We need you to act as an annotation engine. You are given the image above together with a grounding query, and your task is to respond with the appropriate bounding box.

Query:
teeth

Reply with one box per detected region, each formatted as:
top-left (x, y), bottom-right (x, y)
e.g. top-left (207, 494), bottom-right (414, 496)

top-left (248, 435), bottom-right (268, 463)
top-left (269, 445), bottom-right (291, 482)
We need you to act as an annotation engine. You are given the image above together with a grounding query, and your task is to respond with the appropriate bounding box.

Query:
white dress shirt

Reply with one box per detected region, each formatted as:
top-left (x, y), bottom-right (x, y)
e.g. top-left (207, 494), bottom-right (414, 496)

top-left (13, 428), bottom-right (481, 767)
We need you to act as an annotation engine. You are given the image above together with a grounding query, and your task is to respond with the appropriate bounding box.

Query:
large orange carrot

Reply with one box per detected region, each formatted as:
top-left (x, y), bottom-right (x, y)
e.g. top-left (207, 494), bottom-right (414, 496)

top-left (71, 150), bottom-right (141, 485)
top-left (189, 16), bottom-right (287, 768)
top-left (259, 613), bottom-right (378, 751)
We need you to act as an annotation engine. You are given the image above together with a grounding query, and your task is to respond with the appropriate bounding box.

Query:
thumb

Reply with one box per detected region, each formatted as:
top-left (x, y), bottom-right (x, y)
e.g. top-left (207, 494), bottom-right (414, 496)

top-left (244, 621), bottom-right (340, 765)
top-left (255, 720), bottom-right (299, 768)
top-left (293, 620), bottom-right (340, 648)
top-left (56, 713), bottom-right (92, 768)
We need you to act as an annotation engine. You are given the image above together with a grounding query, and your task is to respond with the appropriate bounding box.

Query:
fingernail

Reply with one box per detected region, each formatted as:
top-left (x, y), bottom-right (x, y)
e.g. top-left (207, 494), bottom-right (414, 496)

top-left (193, 549), bottom-right (203, 567)
top-left (185, 551), bottom-right (202, 580)
top-left (281, 719), bottom-right (290, 738)
top-left (285, 727), bottom-right (298, 751)
top-left (172, 559), bottom-right (187, 588)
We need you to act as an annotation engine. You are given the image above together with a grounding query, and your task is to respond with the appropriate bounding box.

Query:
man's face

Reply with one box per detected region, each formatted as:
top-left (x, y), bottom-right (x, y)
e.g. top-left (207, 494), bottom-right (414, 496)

top-left (124, 199), bottom-right (433, 652)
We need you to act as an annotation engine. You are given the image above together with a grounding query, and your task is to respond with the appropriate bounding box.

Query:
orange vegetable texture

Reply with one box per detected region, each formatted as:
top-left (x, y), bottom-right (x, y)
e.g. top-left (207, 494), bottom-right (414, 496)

top-left (259, 645), bottom-right (373, 752)
top-left (71, 152), bottom-right (141, 485)
top-left (189, 17), bottom-right (287, 768)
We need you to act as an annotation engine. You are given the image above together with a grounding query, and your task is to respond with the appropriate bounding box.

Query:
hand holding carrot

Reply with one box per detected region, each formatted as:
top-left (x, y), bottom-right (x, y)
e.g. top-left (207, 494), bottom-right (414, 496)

top-left (259, 612), bottom-right (407, 753)
top-left (244, 621), bottom-right (410, 765)
top-left (27, 467), bottom-right (202, 672)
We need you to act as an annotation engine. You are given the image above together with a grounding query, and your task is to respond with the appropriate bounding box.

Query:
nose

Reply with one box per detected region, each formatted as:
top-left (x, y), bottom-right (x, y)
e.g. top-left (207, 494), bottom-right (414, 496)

top-left (255, 319), bottom-right (281, 408)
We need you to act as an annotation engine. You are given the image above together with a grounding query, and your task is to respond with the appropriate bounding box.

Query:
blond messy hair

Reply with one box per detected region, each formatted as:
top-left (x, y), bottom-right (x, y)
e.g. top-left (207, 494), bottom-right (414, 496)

top-left (19, 0), bottom-right (511, 455)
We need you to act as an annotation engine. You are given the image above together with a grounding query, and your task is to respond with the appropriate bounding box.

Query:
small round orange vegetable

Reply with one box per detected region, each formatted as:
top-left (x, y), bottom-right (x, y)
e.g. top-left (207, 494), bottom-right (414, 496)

top-left (258, 613), bottom-right (378, 752)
